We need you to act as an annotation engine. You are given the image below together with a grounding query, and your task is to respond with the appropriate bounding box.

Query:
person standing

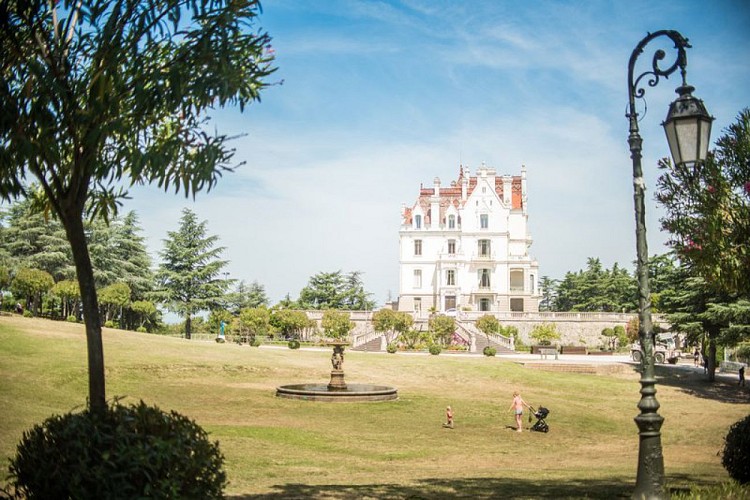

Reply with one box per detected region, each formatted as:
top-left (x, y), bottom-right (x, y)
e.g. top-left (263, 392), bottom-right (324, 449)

top-left (508, 391), bottom-right (531, 433)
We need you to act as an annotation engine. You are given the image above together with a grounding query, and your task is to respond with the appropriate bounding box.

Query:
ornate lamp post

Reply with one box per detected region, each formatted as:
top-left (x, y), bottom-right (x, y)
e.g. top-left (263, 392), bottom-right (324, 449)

top-left (627, 31), bottom-right (713, 499)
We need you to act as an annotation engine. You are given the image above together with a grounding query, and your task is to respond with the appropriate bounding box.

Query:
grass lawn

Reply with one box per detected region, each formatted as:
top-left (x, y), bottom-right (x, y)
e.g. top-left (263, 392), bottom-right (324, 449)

top-left (1, 315), bottom-right (748, 499)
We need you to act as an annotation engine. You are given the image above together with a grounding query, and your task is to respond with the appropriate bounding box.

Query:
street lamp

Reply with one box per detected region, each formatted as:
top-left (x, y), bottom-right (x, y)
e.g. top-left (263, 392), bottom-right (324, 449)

top-left (626, 30), bottom-right (713, 499)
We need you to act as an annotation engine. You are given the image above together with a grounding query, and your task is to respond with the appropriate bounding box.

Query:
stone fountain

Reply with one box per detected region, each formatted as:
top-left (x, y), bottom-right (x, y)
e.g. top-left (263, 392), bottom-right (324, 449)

top-left (276, 341), bottom-right (398, 402)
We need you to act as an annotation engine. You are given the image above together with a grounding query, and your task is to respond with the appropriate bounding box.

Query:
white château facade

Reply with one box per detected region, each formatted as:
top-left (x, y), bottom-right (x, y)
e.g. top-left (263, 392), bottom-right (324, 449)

top-left (398, 163), bottom-right (540, 314)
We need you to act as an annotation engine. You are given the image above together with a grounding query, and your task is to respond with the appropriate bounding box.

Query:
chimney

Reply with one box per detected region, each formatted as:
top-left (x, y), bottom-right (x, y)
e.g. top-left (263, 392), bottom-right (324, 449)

top-left (430, 177), bottom-right (441, 229)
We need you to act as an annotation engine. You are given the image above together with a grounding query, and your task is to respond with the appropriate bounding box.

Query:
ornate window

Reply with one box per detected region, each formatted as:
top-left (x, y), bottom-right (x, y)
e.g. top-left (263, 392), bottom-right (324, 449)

top-left (448, 239), bottom-right (456, 255)
top-left (478, 239), bottom-right (491, 257)
top-left (413, 269), bottom-right (422, 288)
top-left (479, 269), bottom-right (491, 288)
top-left (446, 269), bottom-right (455, 286)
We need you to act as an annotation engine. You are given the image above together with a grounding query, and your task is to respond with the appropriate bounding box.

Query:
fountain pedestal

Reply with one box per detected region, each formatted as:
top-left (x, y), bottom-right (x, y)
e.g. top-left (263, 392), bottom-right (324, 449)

top-left (328, 370), bottom-right (346, 390)
top-left (327, 341), bottom-right (347, 390)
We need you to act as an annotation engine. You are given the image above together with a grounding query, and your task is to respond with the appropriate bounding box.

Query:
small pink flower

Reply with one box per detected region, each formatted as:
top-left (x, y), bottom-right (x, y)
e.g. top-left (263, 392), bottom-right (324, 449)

top-left (707, 185), bottom-right (715, 193)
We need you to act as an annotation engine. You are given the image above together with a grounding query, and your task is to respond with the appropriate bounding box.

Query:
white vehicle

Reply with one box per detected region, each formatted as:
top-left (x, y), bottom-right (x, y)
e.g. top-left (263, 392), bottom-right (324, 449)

top-left (631, 333), bottom-right (682, 364)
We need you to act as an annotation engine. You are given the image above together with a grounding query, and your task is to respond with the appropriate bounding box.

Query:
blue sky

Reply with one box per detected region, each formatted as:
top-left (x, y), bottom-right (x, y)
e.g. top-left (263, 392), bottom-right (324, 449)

top-left (123, 0), bottom-right (750, 306)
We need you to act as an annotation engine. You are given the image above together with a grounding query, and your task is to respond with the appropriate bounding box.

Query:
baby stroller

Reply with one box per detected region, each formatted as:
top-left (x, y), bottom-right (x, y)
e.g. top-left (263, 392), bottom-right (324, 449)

top-left (528, 406), bottom-right (550, 433)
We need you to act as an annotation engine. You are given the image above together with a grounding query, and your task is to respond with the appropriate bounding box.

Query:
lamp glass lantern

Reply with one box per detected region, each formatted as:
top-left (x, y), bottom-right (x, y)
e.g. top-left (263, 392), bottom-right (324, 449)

top-left (662, 84), bottom-right (714, 166)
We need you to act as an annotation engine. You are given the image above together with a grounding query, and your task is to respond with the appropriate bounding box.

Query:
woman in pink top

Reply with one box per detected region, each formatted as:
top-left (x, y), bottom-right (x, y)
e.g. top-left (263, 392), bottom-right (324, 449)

top-left (508, 391), bottom-right (530, 432)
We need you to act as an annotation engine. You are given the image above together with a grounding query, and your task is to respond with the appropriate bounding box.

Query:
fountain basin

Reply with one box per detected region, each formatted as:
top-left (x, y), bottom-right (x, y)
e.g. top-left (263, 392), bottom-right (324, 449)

top-left (276, 383), bottom-right (398, 402)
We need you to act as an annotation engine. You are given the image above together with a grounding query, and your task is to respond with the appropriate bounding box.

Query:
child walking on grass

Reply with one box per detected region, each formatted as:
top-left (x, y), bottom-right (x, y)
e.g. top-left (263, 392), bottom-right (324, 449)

top-left (442, 406), bottom-right (454, 429)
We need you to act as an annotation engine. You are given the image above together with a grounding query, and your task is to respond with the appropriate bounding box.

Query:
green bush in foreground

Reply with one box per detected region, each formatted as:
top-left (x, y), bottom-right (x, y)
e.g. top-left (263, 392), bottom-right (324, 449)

top-left (722, 414), bottom-right (750, 484)
top-left (386, 342), bottom-right (398, 354)
top-left (429, 344), bottom-right (441, 355)
top-left (4, 400), bottom-right (226, 499)
top-left (288, 339), bottom-right (300, 349)
top-left (483, 346), bottom-right (497, 357)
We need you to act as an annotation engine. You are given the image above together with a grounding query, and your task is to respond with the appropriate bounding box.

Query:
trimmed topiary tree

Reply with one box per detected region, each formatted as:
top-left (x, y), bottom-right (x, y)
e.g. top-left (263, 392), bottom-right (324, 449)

top-left (5, 400), bottom-right (227, 499)
top-left (483, 346), bottom-right (497, 357)
top-left (722, 413), bottom-right (750, 484)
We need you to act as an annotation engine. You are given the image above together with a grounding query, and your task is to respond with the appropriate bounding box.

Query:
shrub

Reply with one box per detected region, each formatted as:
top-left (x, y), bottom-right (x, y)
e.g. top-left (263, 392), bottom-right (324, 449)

top-left (104, 320), bottom-right (114, 328)
top-left (483, 346), bottom-right (497, 357)
top-left (288, 339), bottom-right (301, 349)
top-left (251, 337), bottom-right (263, 347)
top-left (4, 400), bottom-right (226, 499)
top-left (722, 414), bottom-right (750, 484)
top-left (136, 326), bottom-right (147, 333)
top-left (66, 315), bottom-right (77, 323)
top-left (429, 344), bottom-right (441, 355)
top-left (386, 343), bottom-right (398, 354)
top-left (22, 310), bottom-right (32, 318)
top-left (530, 323), bottom-right (560, 346)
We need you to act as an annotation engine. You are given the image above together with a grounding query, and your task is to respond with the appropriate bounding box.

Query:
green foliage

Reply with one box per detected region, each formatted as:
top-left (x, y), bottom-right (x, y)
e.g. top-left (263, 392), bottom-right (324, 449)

top-left (657, 109), bottom-right (750, 296)
top-left (157, 209), bottom-right (230, 338)
top-left (5, 400), bottom-right (226, 499)
top-left (626, 317), bottom-right (639, 343)
top-left (670, 481), bottom-right (750, 500)
top-left (239, 307), bottom-right (271, 339)
top-left (136, 326), bottom-right (147, 333)
top-left (288, 339), bottom-right (301, 350)
top-left (722, 414), bottom-right (750, 484)
top-left (0, 0), bottom-right (275, 410)
top-left (530, 323), bottom-right (561, 346)
top-left (398, 328), bottom-right (430, 350)
top-left (428, 314), bottom-right (455, 346)
top-left (475, 314), bottom-right (500, 336)
top-left (735, 344), bottom-right (750, 363)
top-left (226, 280), bottom-right (270, 313)
top-left (601, 327), bottom-right (615, 350)
top-left (538, 275), bottom-right (558, 311)
top-left (129, 300), bottom-right (158, 331)
top-left (483, 346), bottom-right (497, 357)
top-left (321, 310), bottom-right (354, 340)
top-left (11, 267), bottom-right (54, 315)
top-left (22, 310), bottom-right (32, 318)
top-left (372, 308), bottom-right (413, 344)
top-left (554, 258), bottom-right (637, 312)
top-left (66, 315), bottom-right (77, 323)
top-left (297, 270), bottom-right (376, 310)
top-left (270, 309), bottom-right (310, 339)
top-left (386, 343), bottom-right (398, 354)
top-left (613, 325), bottom-right (628, 350)
top-left (98, 282), bottom-right (131, 322)
top-left (428, 344), bottom-right (441, 355)
top-left (104, 321), bottom-right (115, 328)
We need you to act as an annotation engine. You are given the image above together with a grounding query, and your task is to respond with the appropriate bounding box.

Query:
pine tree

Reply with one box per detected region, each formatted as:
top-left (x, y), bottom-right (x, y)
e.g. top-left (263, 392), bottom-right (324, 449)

top-left (157, 209), bottom-right (229, 338)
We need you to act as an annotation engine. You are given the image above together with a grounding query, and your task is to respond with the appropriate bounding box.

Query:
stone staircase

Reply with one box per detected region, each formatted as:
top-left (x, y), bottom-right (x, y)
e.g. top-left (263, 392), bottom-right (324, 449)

top-left (473, 333), bottom-right (516, 355)
top-left (352, 336), bottom-right (383, 352)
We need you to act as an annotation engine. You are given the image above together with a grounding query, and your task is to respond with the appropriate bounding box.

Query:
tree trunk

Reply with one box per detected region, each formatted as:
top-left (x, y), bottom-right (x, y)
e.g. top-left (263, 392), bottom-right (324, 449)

top-left (707, 336), bottom-right (717, 382)
top-left (62, 213), bottom-right (106, 412)
top-left (185, 314), bottom-right (192, 339)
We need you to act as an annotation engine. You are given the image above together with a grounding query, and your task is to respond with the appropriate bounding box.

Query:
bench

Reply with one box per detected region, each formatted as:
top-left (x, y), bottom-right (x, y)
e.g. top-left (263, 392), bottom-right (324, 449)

top-left (561, 345), bottom-right (587, 355)
top-left (539, 348), bottom-right (558, 360)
